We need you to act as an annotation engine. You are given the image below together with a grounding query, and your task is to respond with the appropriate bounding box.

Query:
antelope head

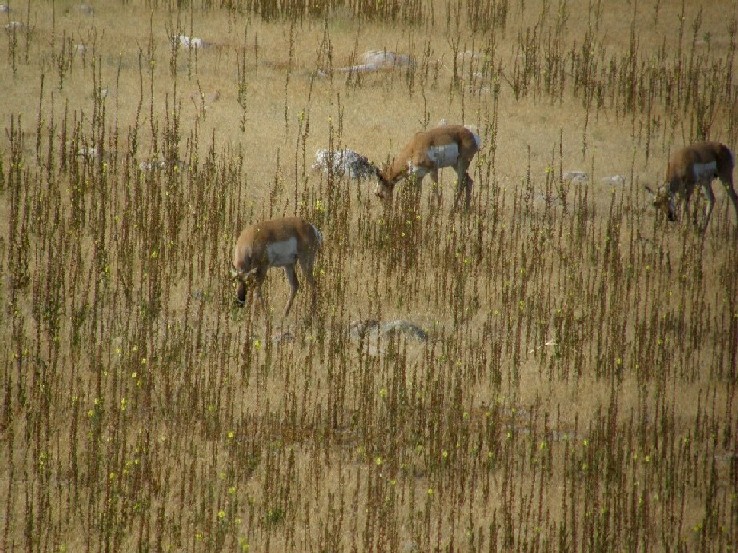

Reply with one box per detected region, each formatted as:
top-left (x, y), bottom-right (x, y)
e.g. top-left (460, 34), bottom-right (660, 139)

top-left (373, 164), bottom-right (396, 202)
top-left (646, 185), bottom-right (677, 221)
top-left (230, 266), bottom-right (259, 307)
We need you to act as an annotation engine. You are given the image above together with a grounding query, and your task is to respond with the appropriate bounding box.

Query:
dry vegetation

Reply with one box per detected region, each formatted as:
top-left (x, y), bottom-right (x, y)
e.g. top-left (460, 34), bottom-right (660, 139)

top-left (1, 0), bottom-right (737, 550)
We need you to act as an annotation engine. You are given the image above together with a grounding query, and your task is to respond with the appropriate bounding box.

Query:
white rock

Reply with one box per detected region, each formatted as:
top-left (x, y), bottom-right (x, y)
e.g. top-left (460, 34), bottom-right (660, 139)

top-left (322, 50), bottom-right (414, 76)
top-left (562, 170), bottom-right (588, 183)
top-left (457, 50), bottom-right (486, 62)
top-left (359, 49), bottom-right (413, 68)
top-left (312, 148), bottom-right (376, 180)
top-left (77, 146), bottom-right (98, 158)
top-left (138, 159), bottom-right (185, 172)
top-left (74, 3), bottom-right (94, 15)
top-left (176, 35), bottom-right (205, 49)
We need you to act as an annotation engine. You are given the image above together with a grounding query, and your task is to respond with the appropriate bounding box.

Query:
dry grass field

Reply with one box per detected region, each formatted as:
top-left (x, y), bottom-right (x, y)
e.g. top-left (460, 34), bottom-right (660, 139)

top-left (1, 0), bottom-right (737, 550)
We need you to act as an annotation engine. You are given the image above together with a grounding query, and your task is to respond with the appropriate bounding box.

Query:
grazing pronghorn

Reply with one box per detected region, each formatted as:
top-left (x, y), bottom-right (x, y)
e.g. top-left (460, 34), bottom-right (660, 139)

top-left (230, 217), bottom-right (323, 317)
top-left (374, 124), bottom-right (482, 209)
top-left (647, 141), bottom-right (738, 231)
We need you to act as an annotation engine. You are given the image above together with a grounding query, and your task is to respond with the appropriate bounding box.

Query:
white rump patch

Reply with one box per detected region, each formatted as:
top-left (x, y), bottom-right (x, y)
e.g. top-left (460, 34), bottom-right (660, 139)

top-left (266, 238), bottom-right (298, 266)
top-left (470, 131), bottom-right (482, 150)
top-left (426, 144), bottom-right (460, 168)
top-left (407, 162), bottom-right (429, 179)
top-left (693, 161), bottom-right (717, 181)
top-left (310, 225), bottom-right (323, 247)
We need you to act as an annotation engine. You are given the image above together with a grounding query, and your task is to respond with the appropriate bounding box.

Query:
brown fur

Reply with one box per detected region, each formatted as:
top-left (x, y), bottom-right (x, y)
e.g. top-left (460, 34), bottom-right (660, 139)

top-left (651, 141), bottom-right (738, 231)
top-left (375, 125), bottom-right (481, 209)
top-left (231, 216), bottom-right (322, 317)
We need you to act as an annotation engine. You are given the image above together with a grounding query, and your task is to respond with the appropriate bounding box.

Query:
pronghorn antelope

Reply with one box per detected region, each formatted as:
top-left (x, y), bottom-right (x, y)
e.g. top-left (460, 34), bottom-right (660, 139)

top-left (647, 141), bottom-right (738, 231)
top-left (374, 124), bottom-right (482, 209)
top-left (230, 217), bottom-right (323, 317)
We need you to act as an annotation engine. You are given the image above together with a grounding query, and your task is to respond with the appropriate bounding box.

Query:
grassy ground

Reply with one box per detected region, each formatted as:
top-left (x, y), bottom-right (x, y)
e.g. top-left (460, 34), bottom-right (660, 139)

top-left (1, 0), bottom-right (737, 551)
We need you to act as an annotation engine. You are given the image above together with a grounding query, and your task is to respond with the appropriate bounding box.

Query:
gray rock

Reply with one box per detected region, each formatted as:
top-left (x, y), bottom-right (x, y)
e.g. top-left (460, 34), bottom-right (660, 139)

top-left (312, 148), bottom-right (376, 180)
top-left (380, 320), bottom-right (428, 342)
top-left (319, 49), bottom-right (414, 77)
top-left (348, 319), bottom-right (428, 342)
top-left (348, 319), bottom-right (381, 341)
top-left (562, 170), bottom-right (588, 183)
top-left (73, 3), bottom-right (94, 15)
top-left (601, 174), bottom-right (626, 185)
top-left (176, 35), bottom-right (206, 49)
top-left (272, 331), bottom-right (295, 345)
